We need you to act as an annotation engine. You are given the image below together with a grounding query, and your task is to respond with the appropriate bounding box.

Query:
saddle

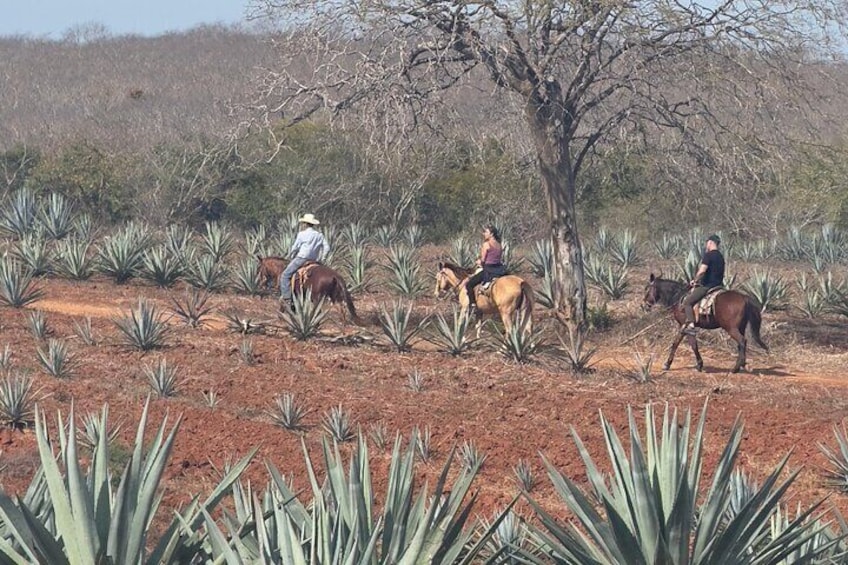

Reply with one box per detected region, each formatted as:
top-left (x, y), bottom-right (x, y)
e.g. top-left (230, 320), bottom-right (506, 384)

top-left (290, 261), bottom-right (320, 291)
top-left (693, 286), bottom-right (726, 322)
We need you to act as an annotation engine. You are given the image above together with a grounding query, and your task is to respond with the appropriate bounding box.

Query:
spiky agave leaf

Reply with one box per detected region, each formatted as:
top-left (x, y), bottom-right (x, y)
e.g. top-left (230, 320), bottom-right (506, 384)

top-left (0, 256), bottom-right (43, 308)
top-left (113, 299), bottom-right (170, 351)
top-left (522, 401), bottom-right (831, 565)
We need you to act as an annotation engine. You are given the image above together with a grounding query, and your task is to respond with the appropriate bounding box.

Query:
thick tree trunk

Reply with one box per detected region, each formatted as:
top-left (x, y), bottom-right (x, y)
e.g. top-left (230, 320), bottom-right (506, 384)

top-left (526, 102), bottom-right (587, 329)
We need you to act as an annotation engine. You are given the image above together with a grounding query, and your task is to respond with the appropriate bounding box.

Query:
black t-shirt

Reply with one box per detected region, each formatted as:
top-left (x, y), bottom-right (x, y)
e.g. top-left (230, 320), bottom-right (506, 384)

top-left (700, 249), bottom-right (725, 287)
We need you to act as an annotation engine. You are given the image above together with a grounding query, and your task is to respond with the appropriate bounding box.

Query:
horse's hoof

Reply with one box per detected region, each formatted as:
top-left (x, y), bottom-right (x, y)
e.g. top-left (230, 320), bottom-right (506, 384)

top-left (662, 363), bottom-right (671, 371)
top-left (731, 367), bottom-right (741, 374)
top-left (696, 363), bottom-right (704, 372)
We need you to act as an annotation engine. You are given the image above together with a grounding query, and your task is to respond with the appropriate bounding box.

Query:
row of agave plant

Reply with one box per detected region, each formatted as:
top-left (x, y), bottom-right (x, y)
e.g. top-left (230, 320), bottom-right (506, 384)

top-left (0, 396), bottom-right (845, 563)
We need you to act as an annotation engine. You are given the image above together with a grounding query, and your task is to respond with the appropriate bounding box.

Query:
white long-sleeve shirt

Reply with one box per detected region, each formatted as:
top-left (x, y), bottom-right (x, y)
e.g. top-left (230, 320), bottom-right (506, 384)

top-left (289, 227), bottom-right (330, 261)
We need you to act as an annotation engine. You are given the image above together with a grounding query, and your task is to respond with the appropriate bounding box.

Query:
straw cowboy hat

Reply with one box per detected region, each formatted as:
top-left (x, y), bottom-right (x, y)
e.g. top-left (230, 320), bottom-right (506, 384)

top-left (298, 213), bottom-right (320, 225)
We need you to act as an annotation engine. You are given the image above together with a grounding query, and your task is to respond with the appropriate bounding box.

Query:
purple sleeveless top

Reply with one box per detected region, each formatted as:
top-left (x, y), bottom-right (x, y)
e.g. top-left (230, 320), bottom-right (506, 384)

top-left (483, 245), bottom-right (503, 266)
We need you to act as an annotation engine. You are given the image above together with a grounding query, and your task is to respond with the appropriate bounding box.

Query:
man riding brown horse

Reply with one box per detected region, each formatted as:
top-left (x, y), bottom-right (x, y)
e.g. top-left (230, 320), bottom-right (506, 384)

top-left (280, 213), bottom-right (330, 312)
top-left (682, 234), bottom-right (725, 335)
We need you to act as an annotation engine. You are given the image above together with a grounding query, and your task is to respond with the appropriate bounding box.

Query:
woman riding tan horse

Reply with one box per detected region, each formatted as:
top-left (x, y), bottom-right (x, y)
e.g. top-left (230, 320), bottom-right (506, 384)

top-left (256, 255), bottom-right (362, 326)
top-left (434, 261), bottom-right (534, 336)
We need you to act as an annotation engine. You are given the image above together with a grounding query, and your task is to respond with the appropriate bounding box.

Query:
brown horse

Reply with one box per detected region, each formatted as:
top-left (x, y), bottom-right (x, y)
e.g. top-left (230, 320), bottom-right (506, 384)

top-left (434, 262), bottom-right (534, 336)
top-left (256, 255), bottom-right (362, 326)
top-left (643, 274), bottom-right (768, 373)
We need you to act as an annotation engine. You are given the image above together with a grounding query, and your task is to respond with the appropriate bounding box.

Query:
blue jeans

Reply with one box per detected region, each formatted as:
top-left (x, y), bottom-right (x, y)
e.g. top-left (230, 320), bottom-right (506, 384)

top-left (280, 257), bottom-right (308, 300)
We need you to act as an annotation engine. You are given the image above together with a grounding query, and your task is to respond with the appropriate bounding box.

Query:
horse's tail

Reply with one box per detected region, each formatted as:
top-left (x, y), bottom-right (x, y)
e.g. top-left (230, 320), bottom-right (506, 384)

top-left (745, 297), bottom-right (769, 351)
top-left (517, 280), bottom-right (534, 331)
top-left (338, 278), bottom-right (364, 326)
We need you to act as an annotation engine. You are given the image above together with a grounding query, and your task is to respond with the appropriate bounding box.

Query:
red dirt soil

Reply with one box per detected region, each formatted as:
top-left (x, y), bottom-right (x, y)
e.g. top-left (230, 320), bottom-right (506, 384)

top-left (2, 262), bottom-right (848, 531)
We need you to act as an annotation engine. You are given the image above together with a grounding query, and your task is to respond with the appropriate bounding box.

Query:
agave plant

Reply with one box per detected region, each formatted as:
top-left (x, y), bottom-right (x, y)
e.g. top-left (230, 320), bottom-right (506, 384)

top-left (373, 225), bottom-right (396, 247)
top-left (280, 289), bottom-right (329, 340)
top-left (268, 393), bottom-right (310, 432)
top-left (514, 459), bottom-right (535, 492)
top-left (819, 421), bottom-right (848, 493)
top-left (73, 316), bottom-right (96, 346)
top-left (368, 422), bottom-right (388, 451)
top-left (743, 269), bottom-right (788, 312)
top-left (341, 221), bottom-right (370, 248)
top-left (378, 299), bottom-right (429, 352)
top-left (113, 299), bottom-right (170, 351)
top-left (38, 192), bottom-right (74, 240)
top-left (610, 229), bottom-right (639, 268)
top-left (184, 253), bottom-right (229, 292)
top-left (199, 221), bottom-right (235, 263)
top-left (412, 425), bottom-right (433, 462)
top-left (0, 372), bottom-right (40, 428)
top-left (0, 257), bottom-right (43, 307)
top-left (322, 405), bottom-right (355, 443)
top-left (202, 435), bottom-right (507, 563)
top-left (238, 338), bottom-right (256, 366)
top-left (653, 233), bottom-right (683, 260)
top-left (403, 223), bottom-right (423, 247)
top-left (73, 212), bottom-right (97, 242)
top-left (522, 401), bottom-right (830, 565)
top-left (140, 245), bottom-right (183, 288)
top-left (143, 357), bottom-right (180, 398)
top-left (77, 410), bottom-right (122, 452)
top-left (170, 289), bottom-right (215, 328)
top-left (54, 237), bottom-right (94, 280)
top-left (556, 326), bottom-right (597, 373)
top-left (0, 400), bottom-right (254, 563)
top-left (492, 312), bottom-right (544, 364)
top-left (26, 309), bottom-right (50, 339)
top-left (36, 339), bottom-right (78, 378)
top-left (449, 236), bottom-right (477, 269)
top-left (677, 249), bottom-right (701, 283)
top-left (426, 305), bottom-right (477, 356)
top-left (12, 228), bottom-right (53, 276)
top-left (242, 224), bottom-right (271, 256)
top-left (96, 224), bottom-right (150, 283)
top-left (385, 244), bottom-right (426, 296)
top-left (0, 187), bottom-right (37, 239)
top-left (536, 271), bottom-right (556, 309)
top-left (229, 256), bottom-right (262, 295)
top-left (343, 243), bottom-right (373, 292)
top-left (528, 238), bottom-right (554, 277)
top-left (163, 223), bottom-right (194, 262)
top-left (630, 349), bottom-right (656, 383)
top-left (0, 344), bottom-right (11, 370)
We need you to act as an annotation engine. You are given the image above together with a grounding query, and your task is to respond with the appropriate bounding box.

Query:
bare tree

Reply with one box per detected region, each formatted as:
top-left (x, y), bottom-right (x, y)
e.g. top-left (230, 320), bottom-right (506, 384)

top-left (248, 0), bottom-right (845, 326)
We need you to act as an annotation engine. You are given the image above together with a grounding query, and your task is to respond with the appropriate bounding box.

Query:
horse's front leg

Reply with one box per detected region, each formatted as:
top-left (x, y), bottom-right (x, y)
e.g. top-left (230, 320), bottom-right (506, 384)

top-left (687, 334), bottom-right (704, 372)
top-left (664, 331), bottom-right (685, 370)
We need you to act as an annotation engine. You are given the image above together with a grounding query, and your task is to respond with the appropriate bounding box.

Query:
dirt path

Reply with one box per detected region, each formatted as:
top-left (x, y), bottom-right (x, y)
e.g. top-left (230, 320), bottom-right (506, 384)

top-left (28, 296), bottom-right (848, 388)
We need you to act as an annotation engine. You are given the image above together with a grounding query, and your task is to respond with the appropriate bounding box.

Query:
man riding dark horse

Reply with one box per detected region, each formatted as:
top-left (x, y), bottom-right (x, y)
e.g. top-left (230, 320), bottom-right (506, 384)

top-left (682, 234), bottom-right (725, 335)
top-left (463, 225), bottom-right (507, 316)
top-left (280, 213), bottom-right (331, 312)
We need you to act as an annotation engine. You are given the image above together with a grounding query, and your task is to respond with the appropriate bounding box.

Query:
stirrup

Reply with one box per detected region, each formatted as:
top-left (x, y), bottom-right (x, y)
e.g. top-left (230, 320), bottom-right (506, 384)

top-left (681, 323), bottom-right (698, 336)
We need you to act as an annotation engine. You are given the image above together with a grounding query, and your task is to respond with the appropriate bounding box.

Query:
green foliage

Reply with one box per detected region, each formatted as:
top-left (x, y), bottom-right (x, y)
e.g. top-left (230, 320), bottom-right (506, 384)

top-left (653, 233), bottom-right (683, 260)
top-left (584, 254), bottom-right (629, 299)
top-left (0, 372), bottom-right (40, 428)
top-left (38, 192), bottom-right (74, 240)
top-left (77, 410), bottom-right (122, 452)
top-left (96, 223), bottom-right (151, 284)
top-left (373, 225), bottom-right (396, 247)
top-left (820, 421), bottom-right (848, 493)
top-left (198, 221), bottom-right (234, 262)
top-left (449, 235), bottom-right (477, 269)
top-left (13, 228), bottom-right (53, 275)
top-left (73, 316), bottom-right (95, 346)
top-left (492, 312), bottom-right (544, 364)
top-left (514, 459), bottom-right (535, 492)
top-left (528, 238), bottom-right (553, 277)
top-left (343, 243), bottom-right (373, 292)
top-left (280, 289), bottom-right (329, 340)
top-left (36, 339), bottom-right (77, 378)
top-left (140, 245), bottom-right (183, 288)
top-left (743, 269), bottom-right (789, 312)
top-left (26, 310), bottom-right (50, 339)
top-left (322, 405), bottom-right (355, 443)
top-left (229, 256), bottom-right (262, 295)
top-left (143, 357), bottom-right (180, 398)
top-left (426, 305), bottom-right (477, 356)
top-left (523, 402), bottom-right (831, 565)
top-left (537, 271), bottom-right (556, 309)
top-left (556, 327), bottom-right (597, 373)
top-left (378, 299), bottom-right (429, 352)
top-left (113, 299), bottom-right (170, 351)
top-left (0, 187), bottom-right (37, 239)
top-left (55, 237), bottom-right (94, 280)
top-left (0, 256), bottom-right (44, 308)
top-left (385, 244), bottom-right (426, 296)
top-left (184, 253), bottom-right (228, 292)
top-left (170, 289), bottom-right (214, 328)
top-left (268, 393), bottom-right (310, 432)
top-left (0, 400), bottom-right (253, 564)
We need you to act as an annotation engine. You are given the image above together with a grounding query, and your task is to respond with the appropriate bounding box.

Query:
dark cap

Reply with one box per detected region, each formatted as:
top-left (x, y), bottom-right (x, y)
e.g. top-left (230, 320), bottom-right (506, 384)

top-left (707, 234), bottom-right (721, 245)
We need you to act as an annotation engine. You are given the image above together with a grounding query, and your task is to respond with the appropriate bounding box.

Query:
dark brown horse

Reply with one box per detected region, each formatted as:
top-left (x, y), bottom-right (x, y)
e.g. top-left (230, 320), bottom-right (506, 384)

top-left (643, 274), bottom-right (768, 373)
top-left (256, 255), bottom-right (362, 326)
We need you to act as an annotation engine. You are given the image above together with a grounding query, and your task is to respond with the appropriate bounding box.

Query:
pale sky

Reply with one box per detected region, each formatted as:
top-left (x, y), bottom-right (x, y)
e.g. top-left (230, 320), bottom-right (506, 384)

top-left (1, 0), bottom-right (249, 39)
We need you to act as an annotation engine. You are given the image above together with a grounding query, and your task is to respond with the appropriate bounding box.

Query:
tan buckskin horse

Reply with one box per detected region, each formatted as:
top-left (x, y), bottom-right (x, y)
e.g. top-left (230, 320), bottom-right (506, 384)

top-left (434, 261), bottom-right (534, 336)
top-left (256, 255), bottom-right (363, 326)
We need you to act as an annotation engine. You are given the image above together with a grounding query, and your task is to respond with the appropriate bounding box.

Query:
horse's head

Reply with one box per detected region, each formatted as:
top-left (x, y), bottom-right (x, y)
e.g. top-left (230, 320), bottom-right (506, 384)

top-left (435, 261), bottom-right (467, 298)
top-left (642, 273), bottom-right (659, 311)
top-left (643, 272), bottom-right (683, 310)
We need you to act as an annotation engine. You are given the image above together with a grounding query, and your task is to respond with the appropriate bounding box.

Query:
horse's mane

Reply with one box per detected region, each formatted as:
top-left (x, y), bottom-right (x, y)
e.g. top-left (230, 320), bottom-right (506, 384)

top-left (441, 261), bottom-right (473, 275)
top-left (258, 255), bottom-right (287, 262)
